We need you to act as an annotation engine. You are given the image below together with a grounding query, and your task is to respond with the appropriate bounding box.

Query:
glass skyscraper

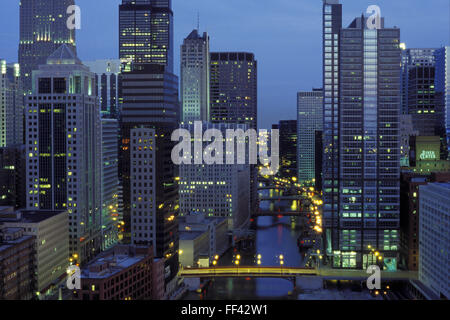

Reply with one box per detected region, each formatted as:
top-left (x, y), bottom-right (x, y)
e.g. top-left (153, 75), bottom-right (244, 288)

top-left (297, 89), bottom-right (323, 185)
top-left (435, 46), bottom-right (450, 159)
top-left (323, 0), bottom-right (402, 269)
top-left (19, 0), bottom-right (76, 93)
top-left (119, 0), bottom-right (173, 73)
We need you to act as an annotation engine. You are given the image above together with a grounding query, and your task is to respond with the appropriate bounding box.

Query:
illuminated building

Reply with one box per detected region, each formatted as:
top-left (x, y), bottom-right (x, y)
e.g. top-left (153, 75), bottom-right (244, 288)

top-left (400, 171), bottom-right (450, 271)
top-left (434, 46), bottom-right (450, 159)
top-left (419, 183), bottom-right (450, 299)
top-left (101, 118), bottom-right (122, 250)
top-left (25, 45), bottom-right (102, 265)
top-left (84, 60), bottom-right (121, 119)
top-left (323, 0), bottom-right (401, 269)
top-left (178, 122), bottom-right (251, 231)
top-left (181, 29), bottom-right (210, 123)
top-left (120, 63), bottom-right (179, 287)
top-left (401, 48), bottom-right (437, 115)
top-left (73, 245), bottom-right (158, 300)
top-left (297, 89), bottom-right (323, 185)
top-left (210, 52), bottom-right (258, 215)
top-left (276, 120), bottom-right (297, 177)
top-left (0, 207), bottom-right (69, 297)
top-left (119, 0), bottom-right (173, 73)
top-left (178, 212), bottom-right (228, 268)
top-left (0, 60), bottom-right (23, 147)
top-left (0, 145), bottom-right (26, 209)
top-left (19, 0), bottom-right (76, 93)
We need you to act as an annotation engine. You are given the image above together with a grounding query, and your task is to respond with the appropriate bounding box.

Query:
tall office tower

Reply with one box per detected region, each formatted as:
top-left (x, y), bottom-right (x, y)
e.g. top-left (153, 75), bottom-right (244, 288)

top-left (119, 0), bottom-right (174, 72)
top-left (323, 8), bottom-right (402, 269)
top-left (277, 120), bottom-right (297, 177)
top-left (210, 52), bottom-right (258, 214)
top-left (179, 122), bottom-right (251, 230)
top-left (419, 183), bottom-right (450, 299)
top-left (25, 45), bottom-right (102, 265)
top-left (120, 63), bottom-right (179, 285)
top-left (210, 52), bottom-right (257, 129)
top-left (180, 30), bottom-right (210, 123)
top-left (101, 118), bottom-right (121, 250)
top-left (1, 60), bottom-right (23, 147)
top-left (297, 89), bottom-right (323, 185)
top-left (435, 47), bottom-right (450, 159)
top-left (408, 64), bottom-right (442, 136)
top-left (322, 0), bottom-right (342, 257)
top-left (400, 48), bottom-right (436, 115)
top-left (19, 0), bottom-right (76, 93)
top-left (399, 114), bottom-right (418, 167)
top-left (84, 60), bottom-right (121, 119)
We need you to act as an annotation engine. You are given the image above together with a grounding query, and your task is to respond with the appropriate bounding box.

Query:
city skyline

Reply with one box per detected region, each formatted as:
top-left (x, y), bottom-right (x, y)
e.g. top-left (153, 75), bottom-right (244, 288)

top-left (0, 0), bottom-right (448, 128)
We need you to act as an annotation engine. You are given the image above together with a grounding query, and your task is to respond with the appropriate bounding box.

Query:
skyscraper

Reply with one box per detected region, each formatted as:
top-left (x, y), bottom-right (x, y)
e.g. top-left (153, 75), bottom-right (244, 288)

top-left (19, 0), bottom-right (76, 93)
top-left (181, 30), bottom-right (210, 123)
top-left (25, 45), bottom-right (102, 265)
top-left (323, 2), bottom-right (402, 269)
top-left (400, 48), bottom-right (436, 115)
top-left (297, 89), bottom-right (323, 185)
top-left (210, 52), bottom-right (258, 215)
top-left (277, 120), bottom-right (297, 177)
top-left (84, 60), bottom-right (121, 119)
top-left (0, 60), bottom-right (23, 147)
top-left (322, 1), bottom-right (342, 252)
top-left (120, 63), bottom-right (179, 285)
top-left (119, 0), bottom-right (173, 72)
top-left (435, 46), bottom-right (450, 159)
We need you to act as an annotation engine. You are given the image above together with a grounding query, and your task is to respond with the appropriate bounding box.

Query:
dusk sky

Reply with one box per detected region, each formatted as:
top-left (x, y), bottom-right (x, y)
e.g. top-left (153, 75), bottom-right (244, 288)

top-left (1, 0), bottom-right (449, 128)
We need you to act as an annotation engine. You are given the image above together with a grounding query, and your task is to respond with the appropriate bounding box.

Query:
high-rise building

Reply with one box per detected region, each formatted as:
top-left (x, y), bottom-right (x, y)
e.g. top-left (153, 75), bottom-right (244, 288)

top-left (101, 118), bottom-right (122, 250)
top-left (399, 114), bottom-right (419, 167)
top-left (401, 48), bottom-right (437, 115)
top-left (179, 122), bottom-right (251, 231)
top-left (181, 30), bottom-right (210, 123)
top-left (434, 46), bottom-right (450, 159)
top-left (19, 0), bottom-right (76, 93)
top-left (25, 45), bottom-right (102, 265)
top-left (210, 52), bottom-right (257, 129)
top-left (210, 52), bottom-right (258, 214)
top-left (1, 60), bottom-right (23, 147)
top-left (119, 0), bottom-right (173, 72)
top-left (419, 182), bottom-right (450, 299)
top-left (322, 1), bottom-right (342, 253)
top-left (84, 60), bottom-right (121, 119)
top-left (297, 89), bottom-right (323, 185)
top-left (119, 63), bottom-right (179, 285)
top-left (323, 2), bottom-right (402, 269)
top-left (277, 120), bottom-right (297, 177)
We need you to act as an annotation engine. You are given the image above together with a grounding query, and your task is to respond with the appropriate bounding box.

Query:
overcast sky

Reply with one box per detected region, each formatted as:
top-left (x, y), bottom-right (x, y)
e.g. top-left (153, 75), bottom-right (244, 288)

top-left (0, 0), bottom-right (449, 128)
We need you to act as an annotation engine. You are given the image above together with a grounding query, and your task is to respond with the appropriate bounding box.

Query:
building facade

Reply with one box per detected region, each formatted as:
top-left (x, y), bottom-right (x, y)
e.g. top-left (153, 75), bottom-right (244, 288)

top-left (25, 45), bottom-right (102, 265)
top-left (101, 118), bottom-right (122, 250)
top-left (0, 207), bottom-right (69, 296)
top-left (297, 89), bottom-right (323, 185)
top-left (434, 47), bottom-right (450, 159)
top-left (419, 183), bottom-right (450, 299)
top-left (119, 0), bottom-right (174, 73)
top-left (19, 0), bottom-right (76, 93)
top-left (84, 60), bottom-right (121, 119)
top-left (323, 1), bottom-right (402, 269)
top-left (180, 30), bottom-right (210, 123)
top-left (0, 227), bottom-right (35, 300)
top-left (277, 120), bottom-right (297, 177)
top-left (119, 63), bottom-right (179, 285)
top-left (1, 60), bottom-right (23, 147)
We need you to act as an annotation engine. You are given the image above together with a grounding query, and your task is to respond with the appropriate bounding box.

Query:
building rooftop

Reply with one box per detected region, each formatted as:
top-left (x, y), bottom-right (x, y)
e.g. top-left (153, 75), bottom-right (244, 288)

top-left (47, 44), bottom-right (81, 65)
top-left (80, 245), bottom-right (151, 279)
top-left (0, 209), bottom-right (66, 224)
top-left (179, 231), bottom-right (204, 241)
